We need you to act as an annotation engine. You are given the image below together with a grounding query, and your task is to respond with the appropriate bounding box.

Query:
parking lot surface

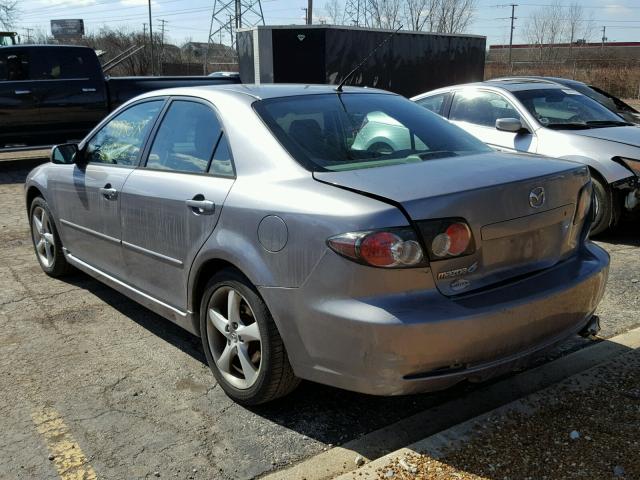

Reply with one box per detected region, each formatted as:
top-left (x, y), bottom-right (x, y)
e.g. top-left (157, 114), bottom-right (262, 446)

top-left (1, 163), bottom-right (638, 479)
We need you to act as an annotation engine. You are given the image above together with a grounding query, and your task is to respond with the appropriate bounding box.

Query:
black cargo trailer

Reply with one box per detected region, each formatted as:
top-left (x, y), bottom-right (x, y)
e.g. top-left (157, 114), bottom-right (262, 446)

top-left (237, 25), bottom-right (486, 97)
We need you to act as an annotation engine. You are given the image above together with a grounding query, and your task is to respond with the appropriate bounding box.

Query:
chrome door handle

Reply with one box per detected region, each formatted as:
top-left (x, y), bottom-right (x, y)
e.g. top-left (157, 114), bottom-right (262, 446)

top-left (100, 187), bottom-right (118, 200)
top-left (15, 89), bottom-right (31, 95)
top-left (186, 199), bottom-right (215, 214)
top-left (82, 87), bottom-right (97, 93)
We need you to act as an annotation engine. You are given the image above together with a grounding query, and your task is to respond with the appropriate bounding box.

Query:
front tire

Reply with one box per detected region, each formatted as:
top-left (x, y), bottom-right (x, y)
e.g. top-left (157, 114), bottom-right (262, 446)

top-left (590, 175), bottom-right (617, 236)
top-left (29, 197), bottom-right (71, 277)
top-left (199, 268), bottom-right (300, 405)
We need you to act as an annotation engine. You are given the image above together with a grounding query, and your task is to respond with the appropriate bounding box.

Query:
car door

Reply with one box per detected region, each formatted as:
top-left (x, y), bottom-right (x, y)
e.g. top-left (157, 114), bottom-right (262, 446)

top-left (31, 47), bottom-right (108, 143)
top-left (448, 89), bottom-right (536, 153)
top-left (0, 48), bottom-right (39, 147)
top-left (50, 99), bottom-right (165, 278)
top-left (119, 98), bottom-right (235, 311)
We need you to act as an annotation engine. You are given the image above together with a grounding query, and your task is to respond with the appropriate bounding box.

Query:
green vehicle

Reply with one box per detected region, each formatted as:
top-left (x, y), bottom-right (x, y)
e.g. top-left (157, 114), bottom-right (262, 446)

top-left (0, 32), bottom-right (17, 47)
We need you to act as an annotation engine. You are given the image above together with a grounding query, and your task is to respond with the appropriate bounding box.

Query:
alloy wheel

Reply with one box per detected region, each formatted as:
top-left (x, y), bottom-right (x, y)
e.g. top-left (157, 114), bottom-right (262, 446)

top-left (207, 286), bottom-right (262, 389)
top-left (31, 206), bottom-right (55, 268)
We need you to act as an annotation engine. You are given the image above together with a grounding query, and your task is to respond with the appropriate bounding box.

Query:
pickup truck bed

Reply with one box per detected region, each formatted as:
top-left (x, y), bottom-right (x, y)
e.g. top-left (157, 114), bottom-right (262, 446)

top-left (0, 45), bottom-right (240, 149)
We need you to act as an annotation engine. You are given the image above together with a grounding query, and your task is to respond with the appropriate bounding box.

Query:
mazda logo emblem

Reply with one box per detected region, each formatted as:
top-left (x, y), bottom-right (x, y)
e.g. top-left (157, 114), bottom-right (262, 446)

top-left (529, 187), bottom-right (545, 208)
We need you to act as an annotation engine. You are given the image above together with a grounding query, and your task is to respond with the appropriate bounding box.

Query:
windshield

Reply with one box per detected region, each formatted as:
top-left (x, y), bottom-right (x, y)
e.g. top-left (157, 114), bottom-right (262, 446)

top-left (254, 93), bottom-right (492, 172)
top-left (513, 88), bottom-right (627, 129)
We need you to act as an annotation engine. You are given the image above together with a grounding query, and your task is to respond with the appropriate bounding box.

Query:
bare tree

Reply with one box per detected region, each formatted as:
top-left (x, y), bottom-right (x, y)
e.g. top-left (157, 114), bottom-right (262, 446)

top-left (566, 2), bottom-right (595, 45)
top-left (324, 0), bottom-right (343, 25)
top-left (434, 0), bottom-right (476, 34)
top-left (402, 0), bottom-right (476, 34)
top-left (524, 1), bottom-right (566, 61)
top-left (404, 0), bottom-right (432, 31)
top-left (367, 0), bottom-right (402, 29)
top-left (0, 0), bottom-right (17, 30)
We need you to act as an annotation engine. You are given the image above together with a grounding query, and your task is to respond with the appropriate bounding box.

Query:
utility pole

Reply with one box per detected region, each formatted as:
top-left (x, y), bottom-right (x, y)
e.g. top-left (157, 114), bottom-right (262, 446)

top-left (143, 23), bottom-right (147, 39)
top-left (158, 19), bottom-right (168, 74)
top-left (159, 19), bottom-right (167, 45)
top-left (508, 4), bottom-right (517, 71)
top-left (24, 27), bottom-right (33, 43)
top-left (302, 8), bottom-right (308, 24)
top-left (601, 26), bottom-right (606, 48)
top-left (148, 0), bottom-right (154, 75)
top-left (307, 0), bottom-right (313, 24)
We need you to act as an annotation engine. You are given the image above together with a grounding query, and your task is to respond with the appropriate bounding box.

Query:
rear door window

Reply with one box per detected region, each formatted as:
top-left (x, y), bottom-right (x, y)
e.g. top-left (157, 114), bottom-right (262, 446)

top-left (145, 100), bottom-right (227, 174)
top-left (0, 50), bottom-right (30, 81)
top-left (32, 49), bottom-right (97, 80)
top-left (415, 93), bottom-right (448, 116)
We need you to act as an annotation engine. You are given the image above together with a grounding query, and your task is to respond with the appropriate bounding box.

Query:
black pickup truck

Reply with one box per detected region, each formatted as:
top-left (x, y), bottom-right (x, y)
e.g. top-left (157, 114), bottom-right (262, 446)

top-left (0, 45), bottom-right (240, 149)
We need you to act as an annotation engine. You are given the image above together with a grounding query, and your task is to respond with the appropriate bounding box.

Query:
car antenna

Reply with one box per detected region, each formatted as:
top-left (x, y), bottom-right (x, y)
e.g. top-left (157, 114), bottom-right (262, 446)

top-left (335, 25), bottom-right (403, 93)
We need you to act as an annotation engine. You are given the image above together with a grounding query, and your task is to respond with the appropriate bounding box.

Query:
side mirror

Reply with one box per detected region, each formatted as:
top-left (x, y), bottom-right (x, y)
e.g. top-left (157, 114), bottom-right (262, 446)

top-left (50, 143), bottom-right (79, 165)
top-left (495, 117), bottom-right (528, 133)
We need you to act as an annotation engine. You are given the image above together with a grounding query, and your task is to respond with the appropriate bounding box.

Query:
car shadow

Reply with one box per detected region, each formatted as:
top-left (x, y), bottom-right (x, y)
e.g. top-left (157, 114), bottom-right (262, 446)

top-left (592, 215), bottom-right (640, 247)
top-left (59, 269), bottom-right (481, 445)
top-left (59, 268), bottom-right (600, 454)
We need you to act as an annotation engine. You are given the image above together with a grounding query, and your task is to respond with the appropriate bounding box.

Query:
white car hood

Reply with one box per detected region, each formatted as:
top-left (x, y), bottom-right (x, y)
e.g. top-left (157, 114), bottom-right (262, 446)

top-left (569, 126), bottom-right (640, 148)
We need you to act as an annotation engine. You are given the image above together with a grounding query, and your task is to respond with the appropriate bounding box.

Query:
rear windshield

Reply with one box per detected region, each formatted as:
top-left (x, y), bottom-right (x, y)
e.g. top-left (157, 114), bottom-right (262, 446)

top-left (254, 93), bottom-right (491, 172)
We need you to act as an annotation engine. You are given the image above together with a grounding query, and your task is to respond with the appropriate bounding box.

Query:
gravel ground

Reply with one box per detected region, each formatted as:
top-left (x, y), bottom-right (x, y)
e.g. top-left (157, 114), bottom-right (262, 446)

top-left (375, 348), bottom-right (640, 480)
top-left (0, 161), bottom-right (638, 479)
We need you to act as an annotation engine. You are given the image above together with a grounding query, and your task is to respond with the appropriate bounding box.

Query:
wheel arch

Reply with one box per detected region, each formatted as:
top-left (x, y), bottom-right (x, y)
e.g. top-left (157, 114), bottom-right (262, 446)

top-left (189, 257), bottom-right (253, 321)
top-left (25, 185), bottom-right (44, 212)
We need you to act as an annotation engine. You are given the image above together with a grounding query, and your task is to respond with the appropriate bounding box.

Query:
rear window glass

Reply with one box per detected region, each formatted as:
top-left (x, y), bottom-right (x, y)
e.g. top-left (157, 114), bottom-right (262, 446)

top-left (33, 49), bottom-right (97, 80)
top-left (0, 51), bottom-right (30, 81)
top-left (254, 93), bottom-right (491, 172)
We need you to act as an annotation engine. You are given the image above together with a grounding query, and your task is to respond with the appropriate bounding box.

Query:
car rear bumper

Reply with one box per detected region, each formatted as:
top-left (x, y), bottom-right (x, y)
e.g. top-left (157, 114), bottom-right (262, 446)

top-left (259, 242), bottom-right (609, 396)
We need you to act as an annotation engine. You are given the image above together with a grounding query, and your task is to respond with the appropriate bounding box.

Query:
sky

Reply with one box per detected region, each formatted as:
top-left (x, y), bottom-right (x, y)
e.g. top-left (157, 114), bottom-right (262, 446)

top-left (12, 0), bottom-right (640, 47)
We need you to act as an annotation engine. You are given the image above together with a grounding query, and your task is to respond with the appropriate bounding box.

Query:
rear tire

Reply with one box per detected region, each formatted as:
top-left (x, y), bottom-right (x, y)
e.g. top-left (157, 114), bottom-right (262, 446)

top-left (29, 197), bottom-right (72, 277)
top-left (590, 175), bottom-right (617, 236)
top-left (199, 268), bottom-right (300, 405)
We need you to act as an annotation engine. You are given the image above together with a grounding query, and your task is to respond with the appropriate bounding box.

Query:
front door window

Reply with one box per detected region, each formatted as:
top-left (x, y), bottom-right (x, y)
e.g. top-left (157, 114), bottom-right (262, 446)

top-left (450, 91), bottom-right (522, 127)
top-left (85, 100), bottom-right (163, 166)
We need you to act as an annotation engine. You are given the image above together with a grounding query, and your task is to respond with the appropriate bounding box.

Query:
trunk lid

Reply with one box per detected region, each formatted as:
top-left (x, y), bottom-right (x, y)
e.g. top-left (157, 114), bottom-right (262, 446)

top-left (314, 152), bottom-right (590, 295)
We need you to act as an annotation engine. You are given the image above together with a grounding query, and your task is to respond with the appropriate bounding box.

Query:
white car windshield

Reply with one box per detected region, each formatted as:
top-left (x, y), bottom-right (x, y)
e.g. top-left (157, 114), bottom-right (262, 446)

top-left (513, 88), bottom-right (629, 129)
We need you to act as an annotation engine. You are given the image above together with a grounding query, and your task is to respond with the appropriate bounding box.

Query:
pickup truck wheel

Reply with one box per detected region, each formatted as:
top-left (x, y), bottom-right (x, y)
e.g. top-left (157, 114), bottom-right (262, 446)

top-left (590, 176), bottom-right (616, 236)
top-left (29, 197), bottom-right (72, 277)
top-left (199, 269), bottom-right (300, 405)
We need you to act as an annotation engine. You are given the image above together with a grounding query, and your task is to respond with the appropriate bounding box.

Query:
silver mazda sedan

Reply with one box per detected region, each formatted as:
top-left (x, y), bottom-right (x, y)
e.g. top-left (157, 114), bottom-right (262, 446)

top-left (25, 84), bottom-right (609, 405)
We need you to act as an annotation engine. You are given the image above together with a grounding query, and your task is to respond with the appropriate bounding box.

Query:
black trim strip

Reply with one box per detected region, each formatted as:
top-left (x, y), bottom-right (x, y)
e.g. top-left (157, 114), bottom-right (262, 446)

top-left (122, 241), bottom-right (183, 266)
top-left (59, 219), bottom-right (120, 244)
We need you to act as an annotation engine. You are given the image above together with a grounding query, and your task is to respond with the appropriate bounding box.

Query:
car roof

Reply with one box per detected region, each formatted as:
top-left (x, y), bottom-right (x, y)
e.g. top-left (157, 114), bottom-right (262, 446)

top-left (0, 44), bottom-right (93, 50)
top-left (475, 80), bottom-right (569, 92)
top-left (139, 83), bottom-right (396, 102)
top-left (488, 76), bottom-right (587, 87)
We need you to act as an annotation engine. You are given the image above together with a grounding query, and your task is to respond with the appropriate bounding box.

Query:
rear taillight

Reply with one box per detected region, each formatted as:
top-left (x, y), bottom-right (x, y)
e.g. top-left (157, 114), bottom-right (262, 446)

top-left (418, 218), bottom-right (476, 261)
top-left (327, 228), bottom-right (426, 268)
top-left (574, 181), bottom-right (593, 226)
